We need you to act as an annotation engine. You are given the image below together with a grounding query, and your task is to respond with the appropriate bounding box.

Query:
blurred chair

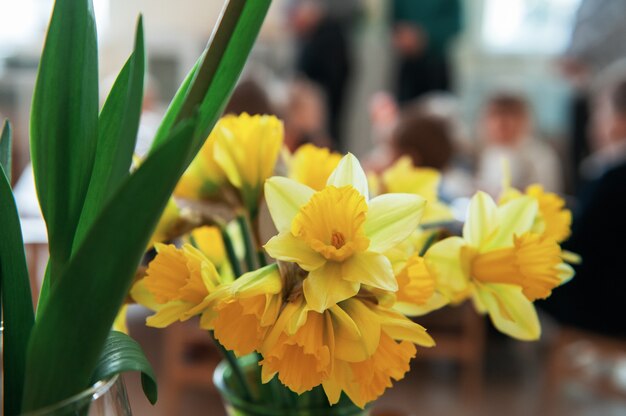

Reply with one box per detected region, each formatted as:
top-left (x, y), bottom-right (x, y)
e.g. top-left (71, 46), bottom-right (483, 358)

top-left (161, 320), bottom-right (221, 415)
top-left (414, 301), bottom-right (486, 407)
top-left (543, 327), bottom-right (626, 415)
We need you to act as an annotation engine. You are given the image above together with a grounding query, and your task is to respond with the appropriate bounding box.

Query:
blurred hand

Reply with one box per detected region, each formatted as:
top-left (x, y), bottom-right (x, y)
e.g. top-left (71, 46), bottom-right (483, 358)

top-left (393, 23), bottom-right (427, 57)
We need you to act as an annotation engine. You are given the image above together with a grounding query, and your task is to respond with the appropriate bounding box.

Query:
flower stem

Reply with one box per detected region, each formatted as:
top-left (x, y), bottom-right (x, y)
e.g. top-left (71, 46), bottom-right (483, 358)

top-left (236, 213), bottom-right (258, 272)
top-left (220, 224), bottom-right (243, 278)
top-left (210, 331), bottom-right (255, 403)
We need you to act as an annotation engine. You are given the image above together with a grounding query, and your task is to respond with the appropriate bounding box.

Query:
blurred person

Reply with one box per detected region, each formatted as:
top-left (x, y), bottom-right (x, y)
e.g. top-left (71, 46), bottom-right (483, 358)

top-left (415, 92), bottom-right (475, 198)
top-left (281, 78), bottom-right (332, 152)
top-left (559, 0), bottom-right (626, 191)
top-left (363, 91), bottom-right (400, 174)
top-left (388, 107), bottom-right (474, 202)
top-left (290, 0), bottom-right (352, 148)
top-left (224, 78), bottom-right (274, 116)
top-left (476, 93), bottom-right (563, 196)
top-left (391, 0), bottom-right (462, 103)
top-left (541, 76), bottom-right (626, 338)
top-left (391, 109), bottom-right (453, 172)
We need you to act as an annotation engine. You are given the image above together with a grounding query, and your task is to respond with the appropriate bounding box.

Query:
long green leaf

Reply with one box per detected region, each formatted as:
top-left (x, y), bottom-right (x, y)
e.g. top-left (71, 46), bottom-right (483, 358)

top-left (73, 16), bottom-right (145, 249)
top-left (22, 119), bottom-right (196, 410)
top-left (0, 120), bottom-right (12, 182)
top-left (0, 163), bottom-right (35, 415)
top-left (30, 0), bottom-right (99, 283)
top-left (91, 331), bottom-right (157, 405)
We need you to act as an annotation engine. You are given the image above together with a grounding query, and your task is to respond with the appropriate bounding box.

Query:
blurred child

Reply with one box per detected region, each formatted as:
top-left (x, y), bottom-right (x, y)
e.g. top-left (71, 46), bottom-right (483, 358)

top-left (391, 109), bottom-right (454, 171)
top-left (476, 93), bottom-right (563, 195)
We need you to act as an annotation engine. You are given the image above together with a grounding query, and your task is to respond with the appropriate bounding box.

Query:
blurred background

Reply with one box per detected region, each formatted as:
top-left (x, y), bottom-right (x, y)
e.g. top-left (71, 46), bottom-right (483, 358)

top-left (3, 0), bottom-right (626, 415)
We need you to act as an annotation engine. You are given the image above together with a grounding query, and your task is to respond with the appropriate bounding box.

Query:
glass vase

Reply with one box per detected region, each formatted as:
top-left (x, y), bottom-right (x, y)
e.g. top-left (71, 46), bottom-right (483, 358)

top-left (21, 375), bottom-right (132, 416)
top-left (213, 356), bottom-right (369, 416)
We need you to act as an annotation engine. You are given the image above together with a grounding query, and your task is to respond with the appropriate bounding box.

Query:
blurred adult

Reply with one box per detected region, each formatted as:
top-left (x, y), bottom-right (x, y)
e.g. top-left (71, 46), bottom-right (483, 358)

top-left (560, 0), bottom-right (626, 191)
top-left (541, 76), bottom-right (626, 338)
top-left (290, 0), bottom-right (355, 149)
top-left (391, 0), bottom-right (462, 103)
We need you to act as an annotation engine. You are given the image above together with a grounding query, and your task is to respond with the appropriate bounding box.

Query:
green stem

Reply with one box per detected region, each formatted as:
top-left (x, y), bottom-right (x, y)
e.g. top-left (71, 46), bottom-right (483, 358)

top-left (257, 250), bottom-right (267, 267)
top-left (210, 331), bottom-right (255, 403)
top-left (418, 229), bottom-right (440, 257)
top-left (220, 224), bottom-right (242, 278)
top-left (236, 213), bottom-right (257, 272)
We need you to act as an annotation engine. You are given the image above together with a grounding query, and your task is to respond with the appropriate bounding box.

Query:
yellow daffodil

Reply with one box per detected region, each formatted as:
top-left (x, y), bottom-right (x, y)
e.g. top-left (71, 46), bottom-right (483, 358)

top-left (147, 198), bottom-right (180, 249)
top-left (259, 296), bottom-right (434, 408)
top-left (500, 184), bottom-right (572, 244)
top-left (213, 113), bottom-right (283, 216)
top-left (394, 253), bottom-right (449, 316)
top-left (326, 302), bottom-right (433, 408)
top-left (264, 154), bottom-right (426, 312)
top-left (286, 143), bottom-right (342, 191)
top-left (205, 264), bottom-right (283, 356)
top-left (130, 243), bottom-right (230, 328)
top-left (175, 128), bottom-right (226, 200)
top-left (424, 192), bottom-right (574, 340)
top-left (380, 156), bottom-right (453, 224)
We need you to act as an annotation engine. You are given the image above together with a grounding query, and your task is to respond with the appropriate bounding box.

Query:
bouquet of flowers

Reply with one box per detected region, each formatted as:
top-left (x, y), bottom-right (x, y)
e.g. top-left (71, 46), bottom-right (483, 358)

top-left (129, 114), bottom-right (576, 413)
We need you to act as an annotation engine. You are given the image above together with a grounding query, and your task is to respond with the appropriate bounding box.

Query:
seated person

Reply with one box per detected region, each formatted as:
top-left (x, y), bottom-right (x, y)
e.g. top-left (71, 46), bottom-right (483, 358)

top-left (541, 76), bottom-right (626, 338)
top-left (476, 93), bottom-right (563, 195)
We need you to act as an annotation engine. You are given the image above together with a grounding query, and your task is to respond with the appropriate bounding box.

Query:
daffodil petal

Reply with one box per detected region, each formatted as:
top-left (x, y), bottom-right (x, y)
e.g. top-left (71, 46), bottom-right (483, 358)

top-left (230, 264), bottom-right (283, 297)
top-left (264, 232), bottom-right (326, 271)
top-left (332, 300), bottom-right (380, 362)
top-left (364, 193), bottom-right (426, 253)
top-left (394, 292), bottom-right (449, 316)
top-left (463, 191), bottom-right (498, 248)
top-left (475, 283), bottom-right (541, 341)
top-left (424, 237), bottom-right (470, 295)
top-left (486, 196), bottom-right (537, 250)
top-left (342, 252), bottom-right (397, 291)
top-left (326, 153), bottom-right (369, 199)
top-left (303, 262), bottom-right (360, 312)
top-left (375, 306), bottom-right (435, 347)
top-left (130, 280), bottom-right (160, 311)
top-left (146, 302), bottom-right (191, 328)
top-left (265, 176), bottom-right (315, 232)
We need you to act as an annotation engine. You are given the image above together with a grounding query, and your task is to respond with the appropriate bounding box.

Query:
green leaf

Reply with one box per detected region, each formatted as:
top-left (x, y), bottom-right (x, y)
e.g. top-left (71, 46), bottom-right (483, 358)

top-left (91, 331), bottom-right (157, 405)
top-left (73, 16), bottom-right (146, 249)
top-left (30, 0), bottom-right (99, 283)
top-left (0, 164), bottom-right (34, 415)
top-left (0, 120), bottom-right (12, 182)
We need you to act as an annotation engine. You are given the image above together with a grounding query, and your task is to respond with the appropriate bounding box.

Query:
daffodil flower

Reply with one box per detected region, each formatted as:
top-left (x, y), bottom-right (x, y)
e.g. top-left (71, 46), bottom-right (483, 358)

top-left (213, 113), bottom-right (283, 217)
top-left (424, 192), bottom-right (574, 340)
top-left (394, 253), bottom-right (449, 316)
top-left (380, 156), bottom-right (453, 224)
top-left (500, 183), bottom-right (572, 244)
top-left (264, 154), bottom-right (426, 312)
top-left (175, 128), bottom-right (226, 200)
top-left (286, 143), bottom-right (342, 191)
top-left (130, 243), bottom-right (231, 328)
top-left (203, 264), bottom-right (283, 356)
top-left (259, 296), bottom-right (434, 408)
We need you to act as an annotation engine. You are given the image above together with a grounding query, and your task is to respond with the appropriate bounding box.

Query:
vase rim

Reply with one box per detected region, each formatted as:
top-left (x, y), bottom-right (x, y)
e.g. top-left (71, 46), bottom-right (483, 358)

top-left (20, 374), bottom-right (120, 416)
